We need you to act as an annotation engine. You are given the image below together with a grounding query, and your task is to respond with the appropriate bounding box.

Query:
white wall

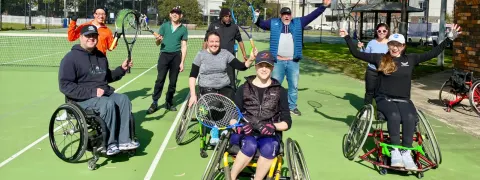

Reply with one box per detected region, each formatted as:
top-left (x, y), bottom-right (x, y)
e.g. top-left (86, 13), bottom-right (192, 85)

top-left (198, 0), bottom-right (226, 16)
top-left (408, 0), bottom-right (455, 18)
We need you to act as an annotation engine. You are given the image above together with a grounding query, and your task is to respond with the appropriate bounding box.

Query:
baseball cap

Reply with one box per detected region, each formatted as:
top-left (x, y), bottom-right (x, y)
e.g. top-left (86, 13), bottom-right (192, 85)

top-left (280, 7), bottom-right (292, 14)
top-left (170, 6), bottom-right (182, 14)
top-left (81, 25), bottom-right (98, 36)
top-left (255, 50), bottom-right (275, 66)
top-left (388, 33), bottom-right (405, 44)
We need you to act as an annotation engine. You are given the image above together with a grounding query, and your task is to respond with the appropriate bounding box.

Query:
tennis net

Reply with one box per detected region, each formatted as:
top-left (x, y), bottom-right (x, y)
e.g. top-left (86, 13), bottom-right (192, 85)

top-left (0, 33), bottom-right (205, 69)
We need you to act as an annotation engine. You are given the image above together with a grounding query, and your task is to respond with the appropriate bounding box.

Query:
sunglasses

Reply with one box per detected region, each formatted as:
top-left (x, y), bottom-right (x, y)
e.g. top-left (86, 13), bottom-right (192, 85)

top-left (377, 30), bottom-right (388, 33)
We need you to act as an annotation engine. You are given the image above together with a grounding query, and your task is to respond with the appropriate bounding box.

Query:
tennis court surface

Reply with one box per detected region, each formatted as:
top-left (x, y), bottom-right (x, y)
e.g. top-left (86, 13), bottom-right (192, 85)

top-left (0, 32), bottom-right (479, 180)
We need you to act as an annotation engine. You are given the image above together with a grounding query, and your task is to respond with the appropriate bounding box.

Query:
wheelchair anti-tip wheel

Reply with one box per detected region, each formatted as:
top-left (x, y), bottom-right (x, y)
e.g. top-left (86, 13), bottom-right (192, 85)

top-left (175, 94), bottom-right (195, 145)
top-left (49, 103), bottom-right (89, 163)
top-left (417, 110), bottom-right (442, 167)
top-left (286, 138), bottom-right (310, 180)
top-left (343, 104), bottom-right (374, 160)
top-left (202, 132), bottom-right (230, 180)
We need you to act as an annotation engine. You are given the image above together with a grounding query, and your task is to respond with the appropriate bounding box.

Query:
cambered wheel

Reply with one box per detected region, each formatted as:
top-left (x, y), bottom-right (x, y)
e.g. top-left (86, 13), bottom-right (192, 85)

top-left (439, 79), bottom-right (462, 109)
top-left (468, 81), bottom-right (480, 117)
top-left (343, 104), bottom-right (374, 160)
top-left (49, 103), bottom-right (89, 163)
top-left (202, 132), bottom-right (229, 180)
top-left (176, 94), bottom-right (195, 145)
top-left (417, 110), bottom-right (441, 167)
top-left (286, 138), bottom-right (310, 180)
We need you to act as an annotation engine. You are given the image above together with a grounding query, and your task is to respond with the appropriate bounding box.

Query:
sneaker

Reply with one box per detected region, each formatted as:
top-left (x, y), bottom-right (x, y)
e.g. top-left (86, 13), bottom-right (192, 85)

top-left (106, 144), bottom-right (120, 156)
top-left (290, 108), bottom-right (302, 116)
top-left (119, 141), bottom-right (140, 150)
top-left (146, 103), bottom-right (158, 114)
top-left (390, 148), bottom-right (404, 168)
top-left (166, 103), bottom-right (177, 111)
top-left (401, 150), bottom-right (418, 171)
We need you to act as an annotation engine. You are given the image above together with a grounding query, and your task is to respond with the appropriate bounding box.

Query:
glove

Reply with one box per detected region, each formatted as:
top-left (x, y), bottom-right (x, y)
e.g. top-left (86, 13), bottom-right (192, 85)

top-left (70, 15), bottom-right (78, 21)
top-left (447, 24), bottom-right (462, 41)
top-left (235, 122), bottom-right (253, 135)
top-left (253, 121), bottom-right (276, 136)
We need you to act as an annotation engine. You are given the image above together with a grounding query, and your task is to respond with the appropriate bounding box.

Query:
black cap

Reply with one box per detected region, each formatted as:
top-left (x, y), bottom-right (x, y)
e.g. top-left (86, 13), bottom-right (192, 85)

top-left (255, 50), bottom-right (275, 66)
top-left (170, 6), bottom-right (182, 14)
top-left (80, 25), bottom-right (98, 36)
top-left (280, 7), bottom-right (291, 14)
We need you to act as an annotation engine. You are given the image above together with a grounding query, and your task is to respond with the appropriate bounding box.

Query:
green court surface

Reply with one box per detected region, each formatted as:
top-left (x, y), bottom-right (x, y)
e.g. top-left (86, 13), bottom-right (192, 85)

top-left (0, 35), bottom-right (479, 180)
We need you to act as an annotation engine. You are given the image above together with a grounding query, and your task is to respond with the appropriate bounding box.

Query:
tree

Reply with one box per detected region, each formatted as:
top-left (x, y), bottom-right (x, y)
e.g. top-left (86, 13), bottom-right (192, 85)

top-left (445, 11), bottom-right (453, 24)
top-left (220, 0), bottom-right (265, 26)
top-left (158, 0), bottom-right (202, 25)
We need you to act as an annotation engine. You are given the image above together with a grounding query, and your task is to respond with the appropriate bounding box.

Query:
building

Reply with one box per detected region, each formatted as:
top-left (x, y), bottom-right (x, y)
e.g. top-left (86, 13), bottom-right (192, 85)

top-left (408, 0), bottom-right (455, 23)
top-left (453, 0), bottom-right (480, 73)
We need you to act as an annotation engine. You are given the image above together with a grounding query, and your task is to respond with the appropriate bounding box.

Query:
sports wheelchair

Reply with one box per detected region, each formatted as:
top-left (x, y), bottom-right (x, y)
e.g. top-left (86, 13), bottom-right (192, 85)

top-left (48, 99), bottom-right (137, 170)
top-left (439, 69), bottom-right (480, 116)
top-left (201, 131), bottom-right (310, 180)
top-left (342, 104), bottom-right (442, 179)
top-left (175, 88), bottom-right (232, 158)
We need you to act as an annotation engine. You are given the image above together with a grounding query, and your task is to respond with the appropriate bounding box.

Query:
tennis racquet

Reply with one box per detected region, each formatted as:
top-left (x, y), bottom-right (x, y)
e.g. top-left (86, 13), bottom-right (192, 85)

top-left (241, 0), bottom-right (257, 50)
top-left (139, 14), bottom-right (160, 37)
top-left (195, 93), bottom-right (249, 132)
top-left (119, 9), bottom-right (140, 73)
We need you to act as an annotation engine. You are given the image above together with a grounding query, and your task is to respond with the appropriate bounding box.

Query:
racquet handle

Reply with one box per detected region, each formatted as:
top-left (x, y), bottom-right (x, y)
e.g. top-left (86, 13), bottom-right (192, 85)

top-left (110, 37), bottom-right (118, 50)
top-left (249, 39), bottom-right (256, 51)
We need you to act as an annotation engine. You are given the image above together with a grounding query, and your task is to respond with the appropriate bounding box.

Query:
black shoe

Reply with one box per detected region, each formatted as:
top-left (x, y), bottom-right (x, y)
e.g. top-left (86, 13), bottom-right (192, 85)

top-left (290, 108), bottom-right (301, 116)
top-left (166, 103), bottom-right (177, 111)
top-left (146, 103), bottom-right (158, 114)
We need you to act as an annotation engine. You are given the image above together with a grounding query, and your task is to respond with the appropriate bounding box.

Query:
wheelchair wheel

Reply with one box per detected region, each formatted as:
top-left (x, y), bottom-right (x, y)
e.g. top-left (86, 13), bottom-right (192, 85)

top-left (286, 138), bottom-right (310, 180)
top-left (49, 103), bottom-right (89, 163)
top-left (439, 79), bottom-right (461, 108)
top-left (176, 94), bottom-right (195, 145)
top-left (468, 80), bottom-right (480, 117)
top-left (202, 132), bottom-right (230, 180)
top-left (343, 104), bottom-right (373, 160)
top-left (417, 110), bottom-right (441, 167)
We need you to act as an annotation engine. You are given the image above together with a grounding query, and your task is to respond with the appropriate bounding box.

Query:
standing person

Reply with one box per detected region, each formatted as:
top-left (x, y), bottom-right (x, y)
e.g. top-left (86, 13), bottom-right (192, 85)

top-left (358, 23), bottom-right (390, 105)
top-left (341, 24), bottom-right (462, 170)
top-left (253, 0), bottom-right (331, 116)
top-left (147, 6), bottom-right (188, 114)
top-left (203, 8), bottom-right (248, 90)
top-left (67, 7), bottom-right (119, 55)
top-left (59, 25), bottom-right (138, 155)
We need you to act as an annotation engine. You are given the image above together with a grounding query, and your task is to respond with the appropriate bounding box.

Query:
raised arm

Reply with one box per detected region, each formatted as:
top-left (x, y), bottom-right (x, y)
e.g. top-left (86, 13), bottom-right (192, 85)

top-left (412, 24), bottom-right (462, 65)
top-left (255, 18), bottom-right (271, 30)
top-left (300, 5), bottom-right (328, 27)
top-left (343, 34), bottom-right (381, 65)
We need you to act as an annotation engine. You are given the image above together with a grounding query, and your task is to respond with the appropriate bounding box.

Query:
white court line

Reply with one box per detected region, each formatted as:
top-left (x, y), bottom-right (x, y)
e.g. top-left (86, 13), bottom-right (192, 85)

top-left (0, 52), bottom-right (64, 65)
top-left (144, 93), bottom-right (190, 180)
top-left (0, 64), bottom-right (157, 169)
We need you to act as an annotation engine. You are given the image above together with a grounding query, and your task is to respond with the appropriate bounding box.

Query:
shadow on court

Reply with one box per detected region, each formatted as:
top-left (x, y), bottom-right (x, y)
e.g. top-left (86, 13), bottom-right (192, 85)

top-left (315, 89), bottom-right (364, 110)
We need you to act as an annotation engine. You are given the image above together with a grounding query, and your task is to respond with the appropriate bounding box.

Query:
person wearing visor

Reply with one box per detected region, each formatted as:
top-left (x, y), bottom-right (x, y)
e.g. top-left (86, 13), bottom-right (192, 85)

top-left (227, 50), bottom-right (292, 180)
top-left (340, 24), bottom-right (462, 171)
top-left (254, 0), bottom-right (331, 116)
top-left (59, 25), bottom-right (138, 156)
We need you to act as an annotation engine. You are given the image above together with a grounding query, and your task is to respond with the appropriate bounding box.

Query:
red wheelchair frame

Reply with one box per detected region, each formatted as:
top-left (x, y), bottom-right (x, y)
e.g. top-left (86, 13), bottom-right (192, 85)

top-left (439, 69), bottom-right (480, 116)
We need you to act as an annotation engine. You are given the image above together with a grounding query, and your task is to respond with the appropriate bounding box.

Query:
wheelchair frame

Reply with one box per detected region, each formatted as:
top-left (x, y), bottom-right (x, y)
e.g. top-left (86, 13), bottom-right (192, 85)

top-left (201, 131), bottom-right (310, 180)
top-left (439, 69), bottom-right (480, 116)
top-left (342, 104), bottom-right (442, 179)
top-left (48, 101), bottom-right (137, 170)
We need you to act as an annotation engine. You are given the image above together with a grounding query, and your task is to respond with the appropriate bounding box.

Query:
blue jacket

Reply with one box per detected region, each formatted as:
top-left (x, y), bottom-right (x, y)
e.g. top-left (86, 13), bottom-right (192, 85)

top-left (269, 18), bottom-right (303, 61)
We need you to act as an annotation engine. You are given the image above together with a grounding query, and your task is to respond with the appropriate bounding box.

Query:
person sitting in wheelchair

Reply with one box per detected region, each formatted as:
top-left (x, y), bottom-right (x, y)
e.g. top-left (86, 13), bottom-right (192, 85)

top-left (188, 31), bottom-right (257, 144)
top-left (58, 25), bottom-right (139, 156)
top-left (340, 24), bottom-right (462, 170)
top-left (228, 50), bottom-right (292, 180)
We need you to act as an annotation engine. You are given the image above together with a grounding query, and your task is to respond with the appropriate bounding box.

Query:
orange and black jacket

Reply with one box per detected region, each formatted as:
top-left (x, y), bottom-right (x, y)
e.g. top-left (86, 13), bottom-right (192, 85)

top-left (67, 20), bottom-right (117, 55)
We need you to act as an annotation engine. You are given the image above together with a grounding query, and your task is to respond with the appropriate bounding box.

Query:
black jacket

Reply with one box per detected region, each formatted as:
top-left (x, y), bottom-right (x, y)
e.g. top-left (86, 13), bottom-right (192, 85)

top-left (58, 44), bottom-right (126, 101)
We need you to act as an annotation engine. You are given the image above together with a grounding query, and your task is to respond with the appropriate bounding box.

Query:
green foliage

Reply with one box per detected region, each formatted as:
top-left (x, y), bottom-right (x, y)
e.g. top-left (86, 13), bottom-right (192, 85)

top-left (158, 0), bottom-right (202, 25)
top-left (220, 0), bottom-right (266, 26)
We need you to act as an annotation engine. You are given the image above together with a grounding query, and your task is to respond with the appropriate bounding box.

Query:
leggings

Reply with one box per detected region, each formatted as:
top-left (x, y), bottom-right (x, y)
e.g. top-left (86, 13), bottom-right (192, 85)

top-left (199, 86), bottom-right (235, 100)
top-left (230, 133), bottom-right (280, 159)
top-left (364, 68), bottom-right (379, 105)
top-left (375, 97), bottom-right (418, 148)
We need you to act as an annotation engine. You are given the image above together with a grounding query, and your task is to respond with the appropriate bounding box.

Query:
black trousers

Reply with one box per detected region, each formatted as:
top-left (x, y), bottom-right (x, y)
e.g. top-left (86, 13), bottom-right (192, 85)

top-left (227, 64), bottom-right (236, 91)
top-left (376, 97), bottom-right (418, 148)
top-left (152, 51), bottom-right (181, 104)
top-left (364, 68), bottom-right (379, 105)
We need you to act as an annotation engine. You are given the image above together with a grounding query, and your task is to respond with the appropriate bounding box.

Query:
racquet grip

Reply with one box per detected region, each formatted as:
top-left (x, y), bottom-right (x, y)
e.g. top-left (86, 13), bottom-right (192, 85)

top-left (110, 37), bottom-right (118, 50)
top-left (249, 39), bottom-right (256, 50)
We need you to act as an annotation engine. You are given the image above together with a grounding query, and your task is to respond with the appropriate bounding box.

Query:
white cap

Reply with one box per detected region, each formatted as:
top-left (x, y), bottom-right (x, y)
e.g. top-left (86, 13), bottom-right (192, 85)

top-left (388, 33), bottom-right (405, 44)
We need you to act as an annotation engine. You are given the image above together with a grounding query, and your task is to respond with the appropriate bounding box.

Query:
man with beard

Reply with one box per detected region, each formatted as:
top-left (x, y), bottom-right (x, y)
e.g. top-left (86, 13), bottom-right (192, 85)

top-left (67, 7), bottom-right (118, 55)
top-left (147, 6), bottom-right (188, 114)
top-left (203, 8), bottom-right (248, 90)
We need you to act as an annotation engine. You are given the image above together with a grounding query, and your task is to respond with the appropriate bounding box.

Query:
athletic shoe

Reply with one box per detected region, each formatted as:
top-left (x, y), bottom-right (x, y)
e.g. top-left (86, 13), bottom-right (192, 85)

top-left (147, 103), bottom-right (158, 114)
top-left (119, 141), bottom-right (140, 150)
top-left (401, 150), bottom-right (418, 171)
top-left (290, 108), bottom-right (301, 116)
top-left (390, 148), bottom-right (404, 168)
top-left (107, 144), bottom-right (120, 156)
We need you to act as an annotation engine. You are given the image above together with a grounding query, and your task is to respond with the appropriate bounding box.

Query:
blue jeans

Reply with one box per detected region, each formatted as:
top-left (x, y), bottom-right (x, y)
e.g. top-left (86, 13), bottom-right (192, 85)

top-left (272, 60), bottom-right (299, 110)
